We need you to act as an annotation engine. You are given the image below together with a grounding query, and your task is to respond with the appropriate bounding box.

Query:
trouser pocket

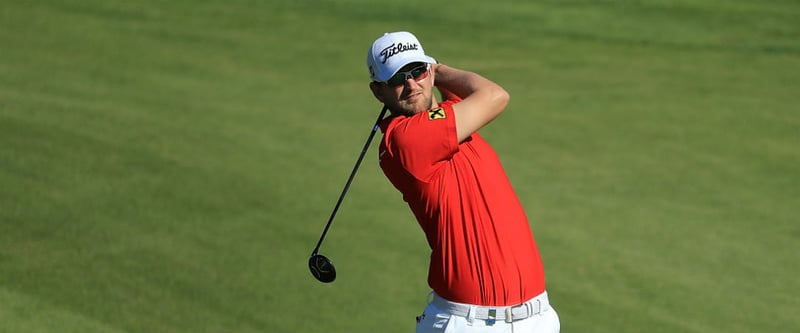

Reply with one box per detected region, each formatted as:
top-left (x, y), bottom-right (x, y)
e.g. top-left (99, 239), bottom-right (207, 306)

top-left (416, 302), bottom-right (452, 333)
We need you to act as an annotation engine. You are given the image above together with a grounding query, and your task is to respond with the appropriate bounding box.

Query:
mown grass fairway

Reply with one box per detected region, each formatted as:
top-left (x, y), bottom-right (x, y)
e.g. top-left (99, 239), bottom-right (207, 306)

top-left (1, 1), bottom-right (798, 332)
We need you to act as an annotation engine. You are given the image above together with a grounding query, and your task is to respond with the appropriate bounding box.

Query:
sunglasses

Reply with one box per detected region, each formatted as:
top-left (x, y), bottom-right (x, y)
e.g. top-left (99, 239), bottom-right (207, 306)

top-left (385, 63), bottom-right (430, 86)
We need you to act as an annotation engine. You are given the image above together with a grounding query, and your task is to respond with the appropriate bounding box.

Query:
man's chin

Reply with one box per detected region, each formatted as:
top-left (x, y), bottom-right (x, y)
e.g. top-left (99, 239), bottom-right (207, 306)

top-left (396, 109), bottom-right (420, 117)
top-left (410, 101), bottom-right (432, 113)
top-left (391, 99), bottom-right (432, 116)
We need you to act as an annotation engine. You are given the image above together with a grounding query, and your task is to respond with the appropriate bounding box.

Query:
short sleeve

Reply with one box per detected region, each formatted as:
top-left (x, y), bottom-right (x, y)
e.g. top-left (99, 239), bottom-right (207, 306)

top-left (385, 102), bottom-right (459, 182)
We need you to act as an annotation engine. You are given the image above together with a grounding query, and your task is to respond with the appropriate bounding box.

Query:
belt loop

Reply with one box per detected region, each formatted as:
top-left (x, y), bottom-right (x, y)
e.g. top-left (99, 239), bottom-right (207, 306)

top-left (467, 305), bottom-right (476, 323)
top-left (426, 291), bottom-right (435, 305)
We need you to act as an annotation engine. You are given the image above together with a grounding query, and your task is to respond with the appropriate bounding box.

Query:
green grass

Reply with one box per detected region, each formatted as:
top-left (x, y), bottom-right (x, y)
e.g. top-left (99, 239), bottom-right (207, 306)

top-left (1, 0), bottom-right (798, 332)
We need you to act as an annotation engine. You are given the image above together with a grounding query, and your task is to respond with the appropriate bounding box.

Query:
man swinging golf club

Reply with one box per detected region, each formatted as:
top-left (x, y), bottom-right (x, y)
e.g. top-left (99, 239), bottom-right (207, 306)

top-left (367, 31), bottom-right (560, 332)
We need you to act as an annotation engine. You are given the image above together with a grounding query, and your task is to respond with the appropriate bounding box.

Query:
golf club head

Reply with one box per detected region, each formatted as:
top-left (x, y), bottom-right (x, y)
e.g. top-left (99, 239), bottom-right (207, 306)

top-left (309, 254), bottom-right (336, 283)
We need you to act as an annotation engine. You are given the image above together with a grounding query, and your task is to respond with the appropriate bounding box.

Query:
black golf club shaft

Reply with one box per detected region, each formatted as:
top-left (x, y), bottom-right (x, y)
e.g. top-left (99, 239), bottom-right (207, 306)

top-left (311, 105), bottom-right (389, 256)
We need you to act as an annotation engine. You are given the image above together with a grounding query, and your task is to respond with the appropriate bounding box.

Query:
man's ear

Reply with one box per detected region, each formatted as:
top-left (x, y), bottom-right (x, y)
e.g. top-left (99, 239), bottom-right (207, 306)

top-left (369, 82), bottom-right (385, 103)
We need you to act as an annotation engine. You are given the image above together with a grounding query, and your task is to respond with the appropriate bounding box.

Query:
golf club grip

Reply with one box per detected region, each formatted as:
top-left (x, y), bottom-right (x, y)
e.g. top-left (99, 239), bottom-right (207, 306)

top-left (311, 105), bottom-right (389, 255)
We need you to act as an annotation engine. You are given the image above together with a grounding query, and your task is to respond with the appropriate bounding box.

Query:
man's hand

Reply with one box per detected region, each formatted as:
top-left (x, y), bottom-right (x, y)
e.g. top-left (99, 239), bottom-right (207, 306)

top-left (434, 65), bottom-right (461, 101)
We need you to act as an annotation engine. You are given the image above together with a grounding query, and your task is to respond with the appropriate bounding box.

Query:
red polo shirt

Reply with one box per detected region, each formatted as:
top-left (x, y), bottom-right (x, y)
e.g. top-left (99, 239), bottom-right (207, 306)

top-left (378, 99), bottom-right (546, 306)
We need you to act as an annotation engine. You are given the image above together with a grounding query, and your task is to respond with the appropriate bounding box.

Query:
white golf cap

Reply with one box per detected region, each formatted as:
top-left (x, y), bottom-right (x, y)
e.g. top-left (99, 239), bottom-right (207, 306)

top-left (367, 31), bottom-right (437, 82)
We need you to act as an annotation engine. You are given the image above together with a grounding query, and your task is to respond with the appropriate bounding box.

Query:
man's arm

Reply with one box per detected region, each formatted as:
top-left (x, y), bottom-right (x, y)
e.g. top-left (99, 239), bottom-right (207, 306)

top-left (433, 64), bottom-right (510, 142)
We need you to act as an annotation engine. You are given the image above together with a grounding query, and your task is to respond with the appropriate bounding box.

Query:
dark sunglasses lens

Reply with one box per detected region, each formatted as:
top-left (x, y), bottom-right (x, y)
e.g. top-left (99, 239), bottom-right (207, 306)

top-left (387, 74), bottom-right (405, 86)
top-left (411, 66), bottom-right (427, 78)
top-left (386, 65), bottom-right (428, 86)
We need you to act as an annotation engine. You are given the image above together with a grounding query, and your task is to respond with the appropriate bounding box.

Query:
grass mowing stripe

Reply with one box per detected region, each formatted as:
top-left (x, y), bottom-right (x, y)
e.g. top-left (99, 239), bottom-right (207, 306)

top-left (1, 0), bottom-right (798, 331)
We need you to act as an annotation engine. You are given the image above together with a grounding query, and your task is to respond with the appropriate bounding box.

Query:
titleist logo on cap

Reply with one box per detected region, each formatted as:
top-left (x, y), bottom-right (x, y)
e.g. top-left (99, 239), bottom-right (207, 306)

top-left (379, 42), bottom-right (419, 64)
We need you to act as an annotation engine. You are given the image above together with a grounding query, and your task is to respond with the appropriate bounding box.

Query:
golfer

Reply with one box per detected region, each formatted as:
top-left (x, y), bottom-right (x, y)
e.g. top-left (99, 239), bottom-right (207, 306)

top-left (367, 31), bottom-right (560, 332)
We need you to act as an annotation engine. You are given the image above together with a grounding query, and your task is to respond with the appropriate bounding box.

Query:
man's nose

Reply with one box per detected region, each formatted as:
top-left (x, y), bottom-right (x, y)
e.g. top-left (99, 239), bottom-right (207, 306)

top-left (404, 76), bottom-right (420, 87)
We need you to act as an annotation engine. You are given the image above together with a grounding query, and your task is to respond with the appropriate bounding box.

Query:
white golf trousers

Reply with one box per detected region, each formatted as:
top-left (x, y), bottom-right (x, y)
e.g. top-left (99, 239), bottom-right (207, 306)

top-left (416, 291), bottom-right (560, 333)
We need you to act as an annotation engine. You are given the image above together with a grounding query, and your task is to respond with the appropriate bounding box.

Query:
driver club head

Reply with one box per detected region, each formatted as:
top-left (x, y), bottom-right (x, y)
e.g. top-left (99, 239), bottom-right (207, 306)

top-left (308, 254), bottom-right (336, 283)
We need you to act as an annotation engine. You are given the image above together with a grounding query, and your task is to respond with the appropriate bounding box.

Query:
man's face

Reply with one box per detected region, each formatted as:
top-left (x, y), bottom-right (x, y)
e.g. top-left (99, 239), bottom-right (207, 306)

top-left (370, 62), bottom-right (434, 116)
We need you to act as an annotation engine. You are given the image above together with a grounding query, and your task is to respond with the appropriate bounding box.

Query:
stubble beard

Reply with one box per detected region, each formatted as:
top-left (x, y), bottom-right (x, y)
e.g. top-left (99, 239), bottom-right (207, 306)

top-left (393, 90), bottom-right (433, 117)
